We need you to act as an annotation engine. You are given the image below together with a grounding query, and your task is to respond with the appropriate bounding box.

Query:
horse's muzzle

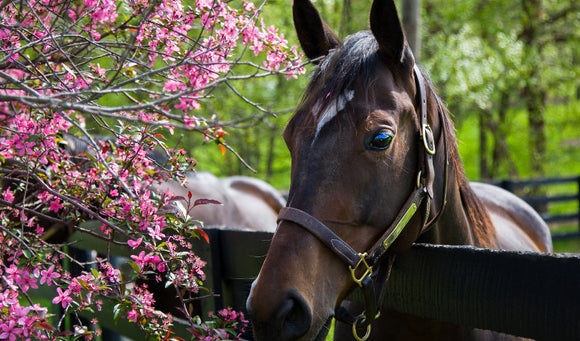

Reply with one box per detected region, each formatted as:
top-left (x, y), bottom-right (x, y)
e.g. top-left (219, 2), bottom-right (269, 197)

top-left (248, 288), bottom-right (314, 341)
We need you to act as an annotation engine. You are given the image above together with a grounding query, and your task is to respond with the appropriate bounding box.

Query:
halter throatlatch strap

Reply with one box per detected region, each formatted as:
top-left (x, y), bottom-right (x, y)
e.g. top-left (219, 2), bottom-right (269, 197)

top-left (276, 65), bottom-right (444, 341)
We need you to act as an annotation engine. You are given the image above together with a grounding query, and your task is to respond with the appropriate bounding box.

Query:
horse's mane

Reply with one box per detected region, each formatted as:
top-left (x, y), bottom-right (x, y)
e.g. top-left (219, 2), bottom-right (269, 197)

top-left (425, 76), bottom-right (497, 248)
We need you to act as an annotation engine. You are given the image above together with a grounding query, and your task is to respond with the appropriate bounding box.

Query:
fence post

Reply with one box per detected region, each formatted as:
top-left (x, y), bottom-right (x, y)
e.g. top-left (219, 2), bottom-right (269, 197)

top-left (499, 179), bottom-right (514, 193)
top-left (577, 176), bottom-right (580, 235)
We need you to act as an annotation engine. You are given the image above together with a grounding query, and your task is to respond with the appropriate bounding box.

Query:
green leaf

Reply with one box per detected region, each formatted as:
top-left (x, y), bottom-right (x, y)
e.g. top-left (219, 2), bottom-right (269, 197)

top-left (113, 303), bottom-right (125, 321)
top-left (76, 278), bottom-right (91, 290)
top-left (128, 261), bottom-right (141, 273)
top-left (21, 248), bottom-right (32, 259)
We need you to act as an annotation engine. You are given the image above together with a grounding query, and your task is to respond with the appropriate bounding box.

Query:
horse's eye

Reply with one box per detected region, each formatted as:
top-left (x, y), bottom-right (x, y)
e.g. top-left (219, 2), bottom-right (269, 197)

top-left (367, 130), bottom-right (393, 150)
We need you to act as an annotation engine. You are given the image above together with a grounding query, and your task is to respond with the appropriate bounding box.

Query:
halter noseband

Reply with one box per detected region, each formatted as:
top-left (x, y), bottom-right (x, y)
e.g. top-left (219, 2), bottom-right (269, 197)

top-left (277, 64), bottom-right (449, 341)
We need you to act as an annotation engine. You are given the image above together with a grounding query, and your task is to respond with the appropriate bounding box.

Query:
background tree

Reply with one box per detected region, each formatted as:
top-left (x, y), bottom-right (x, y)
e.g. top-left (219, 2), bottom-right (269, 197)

top-left (192, 0), bottom-right (579, 185)
top-left (422, 0), bottom-right (580, 180)
top-left (403, 0), bottom-right (422, 58)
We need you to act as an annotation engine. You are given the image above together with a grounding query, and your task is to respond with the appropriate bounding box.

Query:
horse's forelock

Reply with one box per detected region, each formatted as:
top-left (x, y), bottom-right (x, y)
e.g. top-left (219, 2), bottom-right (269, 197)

top-left (291, 32), bottom-right (381, 136)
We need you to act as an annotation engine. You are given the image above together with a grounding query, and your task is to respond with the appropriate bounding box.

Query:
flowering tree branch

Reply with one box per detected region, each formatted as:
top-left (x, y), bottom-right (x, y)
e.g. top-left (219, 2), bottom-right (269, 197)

top-left (0, 0), bottom-right (303, 339)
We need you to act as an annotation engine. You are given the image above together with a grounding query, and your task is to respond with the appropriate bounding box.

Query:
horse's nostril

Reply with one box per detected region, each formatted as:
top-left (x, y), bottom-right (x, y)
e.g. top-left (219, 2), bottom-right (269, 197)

top-left (276, 290), bottom-right (312, 340)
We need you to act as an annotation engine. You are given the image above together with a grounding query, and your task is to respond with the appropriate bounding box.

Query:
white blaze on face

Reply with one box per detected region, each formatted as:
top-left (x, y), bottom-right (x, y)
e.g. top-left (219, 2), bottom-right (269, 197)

top-left (312, 90), bottom-right (354, 143)
top-left (313, 89), bottom-right (355, 140)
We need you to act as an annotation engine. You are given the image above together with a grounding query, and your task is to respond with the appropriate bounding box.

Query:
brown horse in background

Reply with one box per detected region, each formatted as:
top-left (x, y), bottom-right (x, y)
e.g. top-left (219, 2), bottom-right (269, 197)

top-left (247, 0), bottom-right (552, 340)
top-left (154, 171), bottom-right (284, 232)
top-left (24, 135), bottom-right (283, 242)
top-left (64, 134), bottom-right (285, 232)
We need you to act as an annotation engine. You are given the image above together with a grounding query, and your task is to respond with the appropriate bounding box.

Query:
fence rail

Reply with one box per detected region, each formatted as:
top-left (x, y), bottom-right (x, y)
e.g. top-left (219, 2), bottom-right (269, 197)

top-left (491, 176), bottom-right (580, 239)
top-left (60, 228), bottom-right (580, 340)
top-left (49, 176), bottom-right (580, 340)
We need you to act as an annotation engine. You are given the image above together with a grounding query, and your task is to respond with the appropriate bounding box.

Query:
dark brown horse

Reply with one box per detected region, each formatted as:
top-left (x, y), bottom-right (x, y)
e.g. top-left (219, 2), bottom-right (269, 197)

top-left (246, 0), bottom-right (552, 340)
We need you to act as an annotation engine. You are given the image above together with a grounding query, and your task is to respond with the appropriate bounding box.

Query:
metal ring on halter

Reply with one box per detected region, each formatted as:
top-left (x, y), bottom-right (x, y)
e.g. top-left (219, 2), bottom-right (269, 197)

top-left (422, 124), bottom-right (436, 155)
top-left (352, 316), bottom-right (372, 341)
top-left (416, 171), bottom-right (422, 189)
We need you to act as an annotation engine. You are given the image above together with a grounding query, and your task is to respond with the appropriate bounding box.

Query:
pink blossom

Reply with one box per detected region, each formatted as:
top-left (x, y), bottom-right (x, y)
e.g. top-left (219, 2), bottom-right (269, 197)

top-left (69, 279), bottom-right (83, 295)
top-left (16, 271), bottom-right (38, 292)
top-left (163, 80), bottom-right (183, 92)
top-left (68, 9), bottom-right (77, 21)
top-left (249, 39), bottom-right (265, 56)
top-left (52, 287), bottom-right (73, 308)
top-left (147, 225), bottom-right (166, 240)
top-left (184, 115), bottom-right (197, 128)
top-left (0, 320), bottom-right (22, 341)
top-left (196, 0), bottom-right (214, 9)
top-left (0, 289), bottom-right (19, 306)
top-left (37, 191), bottom-right (52, 202)
top-left (48, 198), bottom-right (64, 212)
top-left (39, 265), bottom-right (60, 285)
top-left (2, 189), bottom-right (15, 203)
top-left (128, 237), bottom-right (142, 249)
top-left (243, 1), bottom-right (256, 11)
top-left (91, 63), bottom-right (107, 78)
top-left (127, 309), bottom-right (139, 322)
top-left (130, 251), bottom-right (148, 268)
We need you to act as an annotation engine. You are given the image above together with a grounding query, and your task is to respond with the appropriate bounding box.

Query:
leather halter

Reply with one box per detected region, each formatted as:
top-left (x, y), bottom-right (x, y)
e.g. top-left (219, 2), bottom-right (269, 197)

top-left (277, 65), bottom-right (449, 341)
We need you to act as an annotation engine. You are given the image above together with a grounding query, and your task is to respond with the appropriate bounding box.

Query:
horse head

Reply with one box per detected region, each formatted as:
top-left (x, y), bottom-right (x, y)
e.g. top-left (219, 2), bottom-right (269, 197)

top-left (247, 0), bottom-right (462, 339)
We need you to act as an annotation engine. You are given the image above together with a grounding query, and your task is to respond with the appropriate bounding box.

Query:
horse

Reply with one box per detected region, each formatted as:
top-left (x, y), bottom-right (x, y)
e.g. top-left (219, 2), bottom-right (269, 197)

top-left (246, 0), bottom-right (552, 340)
top-left (63, 134), bottom-right (284, 232)
top-left (153, 171), bottom-right (284, 232)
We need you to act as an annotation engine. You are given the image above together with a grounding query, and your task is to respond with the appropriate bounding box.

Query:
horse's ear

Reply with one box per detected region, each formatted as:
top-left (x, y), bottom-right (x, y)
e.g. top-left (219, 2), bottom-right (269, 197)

top-left (370, 0), bottom-right (414, 67)
top-left (293, 0), bottom-right (341, 62)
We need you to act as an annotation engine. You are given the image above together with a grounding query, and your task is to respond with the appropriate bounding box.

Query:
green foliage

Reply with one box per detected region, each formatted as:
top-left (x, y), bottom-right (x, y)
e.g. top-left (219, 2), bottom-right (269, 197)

top-left (458, 99), bottom-right (580, 179)
top-left (164, 0), bottom-right (579, 191)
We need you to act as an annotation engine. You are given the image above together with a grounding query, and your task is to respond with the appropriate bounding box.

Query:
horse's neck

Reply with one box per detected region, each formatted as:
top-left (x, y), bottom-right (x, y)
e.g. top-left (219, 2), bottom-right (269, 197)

top-left (417, 96), bottom-right (480, 246)
top-left (425, 181), bottom-right (477, 246)
top-left (419, 141), bottom-right (478, 246)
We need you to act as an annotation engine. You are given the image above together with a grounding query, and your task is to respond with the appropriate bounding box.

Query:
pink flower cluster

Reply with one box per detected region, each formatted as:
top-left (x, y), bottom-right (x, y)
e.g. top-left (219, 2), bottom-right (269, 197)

top-left (135, 0), bottom-right (305, 111)
top-left (0, 247), bottom-right (59, 340)
top-left (0, 0), bottom-right (303, 339)
top-left (192, 307), bottom-right (249, 340)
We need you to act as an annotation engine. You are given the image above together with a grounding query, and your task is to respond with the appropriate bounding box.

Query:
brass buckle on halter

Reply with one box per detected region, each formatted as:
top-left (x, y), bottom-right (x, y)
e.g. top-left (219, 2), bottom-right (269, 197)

top-left (349, 253), bottom-right (372, 287)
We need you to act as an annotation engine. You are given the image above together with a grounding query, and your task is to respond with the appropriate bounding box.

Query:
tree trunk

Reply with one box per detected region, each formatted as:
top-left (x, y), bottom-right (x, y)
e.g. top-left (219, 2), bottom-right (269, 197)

top-left (479, 110), bottom-right (490, 180)
top-left (521, 0), bottom-right (547, 177)
top-left (402, 0), bottom-right (422, 59)
top-left (265, 125), bottom-right (277, 182)
top-left (339, 0), bottom-right (352, 38)
top-left (523, 84), bottom-right (547, 176)
top-left (491, 91), bottom-right (519, 178)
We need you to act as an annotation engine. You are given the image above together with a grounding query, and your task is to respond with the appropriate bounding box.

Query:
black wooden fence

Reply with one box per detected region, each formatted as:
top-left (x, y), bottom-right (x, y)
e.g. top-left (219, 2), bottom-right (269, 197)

top-left (491, 176), bottom-right (580, 239)
top-left (56, 227), bottom-right (580, 340)
top-left (37, 176), bottom-right (580, 340)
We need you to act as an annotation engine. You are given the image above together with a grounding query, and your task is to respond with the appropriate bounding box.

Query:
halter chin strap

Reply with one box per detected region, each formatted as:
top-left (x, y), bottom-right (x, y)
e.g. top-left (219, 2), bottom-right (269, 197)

top-left (277, 65), bottom-right (448, 341)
